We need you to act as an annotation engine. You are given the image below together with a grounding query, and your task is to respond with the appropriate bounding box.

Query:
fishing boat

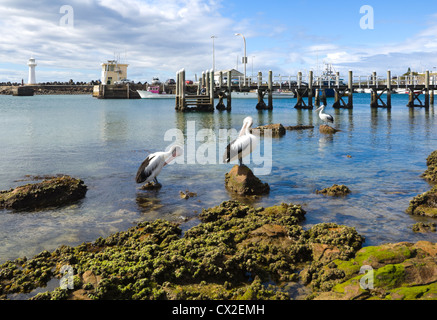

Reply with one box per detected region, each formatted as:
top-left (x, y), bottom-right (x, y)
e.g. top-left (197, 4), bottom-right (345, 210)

top-left (137, 86), bottom-right (175, 99)
top-left (314, 64), bottom-right (346, 97)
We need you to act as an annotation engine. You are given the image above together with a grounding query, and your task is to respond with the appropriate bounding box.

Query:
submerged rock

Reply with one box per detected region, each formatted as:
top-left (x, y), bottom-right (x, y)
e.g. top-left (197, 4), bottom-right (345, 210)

top-left (225, 165), bottom-right (270, 196)
top-left (316, 184), bottom-right (351, 197)
top-left (406, 186), bottom-right (437, 218)
top-left (284, 125), bottom-right (314, 131)
top-left (412, 222), bottom-right (436, 233)
top-left (0, 176), bottom-right (87, 211)
top-left (252, 123), bottom-right (286, 137)
top-left (319, 125), bottom-right (340, 134)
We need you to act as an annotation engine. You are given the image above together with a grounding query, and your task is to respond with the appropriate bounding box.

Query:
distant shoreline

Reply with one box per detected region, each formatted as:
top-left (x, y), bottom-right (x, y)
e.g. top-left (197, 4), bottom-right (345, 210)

top-left (0, 85), bottom-right (93, 95)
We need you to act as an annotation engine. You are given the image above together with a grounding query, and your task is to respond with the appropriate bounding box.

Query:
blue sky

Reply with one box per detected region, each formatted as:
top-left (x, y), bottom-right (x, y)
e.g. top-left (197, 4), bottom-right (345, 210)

top-left (1, 0), bottom-right (437, 83)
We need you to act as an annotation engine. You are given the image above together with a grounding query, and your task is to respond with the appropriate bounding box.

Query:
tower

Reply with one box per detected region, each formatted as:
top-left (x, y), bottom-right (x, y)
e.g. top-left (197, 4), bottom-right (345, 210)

top-left (27, 57), bottom-right (37, 85)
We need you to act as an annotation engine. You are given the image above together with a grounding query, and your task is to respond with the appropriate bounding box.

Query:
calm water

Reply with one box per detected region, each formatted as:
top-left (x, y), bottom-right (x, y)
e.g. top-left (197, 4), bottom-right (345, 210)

top-left (1, 93), bottom-right (437, 263)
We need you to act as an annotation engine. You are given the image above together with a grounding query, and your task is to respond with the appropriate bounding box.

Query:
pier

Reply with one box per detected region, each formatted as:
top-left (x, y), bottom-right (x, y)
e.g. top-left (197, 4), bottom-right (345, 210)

top-left (175, 68), bottom-right (436, 112)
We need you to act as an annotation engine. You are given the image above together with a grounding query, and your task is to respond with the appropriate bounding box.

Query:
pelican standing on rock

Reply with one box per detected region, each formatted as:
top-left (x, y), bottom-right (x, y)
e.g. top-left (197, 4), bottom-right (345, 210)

top-left (223, 116), bottom-right (258, 166)
top-left (316, 105), bottom-right (334, 124)
top-left (136, 144), bottom-right (183, 187)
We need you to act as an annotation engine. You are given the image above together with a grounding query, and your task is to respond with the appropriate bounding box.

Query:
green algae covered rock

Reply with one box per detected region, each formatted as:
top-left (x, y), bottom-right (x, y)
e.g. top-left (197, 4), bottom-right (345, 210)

top-left (316, 184), bottom-right (351, 197)
top-left (422, 150), bottom-right (437, 183)
top-left (0, 176), bottom-right (87, 211)
top-left (406, 185), bottom-right (437, 218)
top-left (0, 200), bottom-right (365, 300)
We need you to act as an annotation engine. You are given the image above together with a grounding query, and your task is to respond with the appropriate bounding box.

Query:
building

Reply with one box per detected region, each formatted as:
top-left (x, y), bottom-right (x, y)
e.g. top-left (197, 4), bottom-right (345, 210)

top-left (101, 60), bottom-right (128, 85)
top-left (27, 57), bottom-right (37, 85)
top-left (214, 69), bottom-right (244, 84)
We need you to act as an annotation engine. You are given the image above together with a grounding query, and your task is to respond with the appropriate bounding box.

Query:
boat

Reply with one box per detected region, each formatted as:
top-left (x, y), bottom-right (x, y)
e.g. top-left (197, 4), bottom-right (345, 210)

top-left (231, 90), bottom-right (295, 99)
top-left (137, 86), bottom-right (175, 99)
top-left (314, 64), bottom-right (346, 97)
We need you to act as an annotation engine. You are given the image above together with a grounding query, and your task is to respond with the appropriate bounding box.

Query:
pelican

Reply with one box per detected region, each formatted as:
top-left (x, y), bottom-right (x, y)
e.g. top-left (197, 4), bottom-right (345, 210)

top-left (135, 144), bottom-right (183, 186)
top-left (316, 105), bottom-right (334, 124)
top-left (223, 116), bottom-right (258, 166)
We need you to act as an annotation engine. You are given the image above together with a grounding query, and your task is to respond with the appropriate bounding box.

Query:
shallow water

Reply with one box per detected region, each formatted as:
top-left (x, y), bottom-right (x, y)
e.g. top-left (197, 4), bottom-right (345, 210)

top-left (0, 93), bottom-right (436, 263)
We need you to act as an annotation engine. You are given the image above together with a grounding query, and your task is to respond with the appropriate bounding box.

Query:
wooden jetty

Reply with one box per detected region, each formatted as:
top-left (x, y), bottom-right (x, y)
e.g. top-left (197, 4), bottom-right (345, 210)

top-left (175, 68), bottom-right (436, 111)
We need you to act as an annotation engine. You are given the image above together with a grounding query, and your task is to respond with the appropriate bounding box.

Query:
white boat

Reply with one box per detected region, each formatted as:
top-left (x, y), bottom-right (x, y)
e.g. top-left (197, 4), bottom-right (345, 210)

top-left (231, 91), bottom-right (295, 99)
top-left (137, 87), bottom-right (175, 99)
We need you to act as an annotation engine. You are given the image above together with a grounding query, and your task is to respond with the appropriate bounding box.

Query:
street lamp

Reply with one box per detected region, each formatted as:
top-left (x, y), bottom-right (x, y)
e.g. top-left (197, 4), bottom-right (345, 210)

top-left (211, 36), bottom-right (217, 72)
top-left (235, 33), bottom-right (247, 86)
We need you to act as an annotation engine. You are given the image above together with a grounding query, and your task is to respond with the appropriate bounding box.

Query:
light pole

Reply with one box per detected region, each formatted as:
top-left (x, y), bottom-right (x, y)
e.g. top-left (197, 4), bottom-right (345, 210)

top-left (235, 33), bottom-right (247, 86)
top-left (211, 36), bottom-right (217, 72)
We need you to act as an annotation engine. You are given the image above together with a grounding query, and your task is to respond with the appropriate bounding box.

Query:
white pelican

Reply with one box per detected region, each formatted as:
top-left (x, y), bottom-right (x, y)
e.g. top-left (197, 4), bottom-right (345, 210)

top-left (316, 105), bottom-right (334, 124)
top-left (223, 116), bottom-right (258, 166)
top-left (136, 144), bottom-right (183, 186)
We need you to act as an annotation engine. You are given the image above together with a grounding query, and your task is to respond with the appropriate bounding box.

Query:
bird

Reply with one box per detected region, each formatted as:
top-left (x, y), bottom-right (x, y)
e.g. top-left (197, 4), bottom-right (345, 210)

top-left (135, 144), bottom-right (183, 186)
top-left (315, 105), bottom-right (334, 124)
top-left (223, 116), bottom-right (258, 166)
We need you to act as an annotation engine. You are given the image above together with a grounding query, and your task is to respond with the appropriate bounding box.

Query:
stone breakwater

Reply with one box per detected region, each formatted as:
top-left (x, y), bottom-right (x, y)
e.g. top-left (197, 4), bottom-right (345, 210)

top-left (0, 200), bottom-right (435, 300)
top-left (0, 85), bottom-right (93, 95)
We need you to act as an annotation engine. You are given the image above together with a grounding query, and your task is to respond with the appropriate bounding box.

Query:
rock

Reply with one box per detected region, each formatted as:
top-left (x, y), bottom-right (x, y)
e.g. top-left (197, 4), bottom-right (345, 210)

top-left (140, 182), bottom-right (162, 190)
top-left (422, 150), bottom-right (437, 183)
top-left (284, 125), bottom-right (314, 131)
top-left (225, 165), bottom-right (270, 196)
top-left (252, 124), bottom-right (286, 137)
top-left (0, 176), bottom-right (87, 211)
top-left (412, 222), bottom-right (436, 233)
top-left (406, 185), bottom-right (437, 218)
top-left (179, 190), bottom-right (197, 200)
top-left (316, 184), bottom-right (351, 197)
top-left (319, 124), bottom-right (340, 134)
top-left (313, 241), bottom-right (437, 300)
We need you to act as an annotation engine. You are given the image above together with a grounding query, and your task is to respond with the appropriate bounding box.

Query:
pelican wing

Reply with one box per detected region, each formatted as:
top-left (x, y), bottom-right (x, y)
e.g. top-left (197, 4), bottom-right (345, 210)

top-left (223, 135), bottom-right (252, 163)
top-left (135, 154), bottom-right (158, 183)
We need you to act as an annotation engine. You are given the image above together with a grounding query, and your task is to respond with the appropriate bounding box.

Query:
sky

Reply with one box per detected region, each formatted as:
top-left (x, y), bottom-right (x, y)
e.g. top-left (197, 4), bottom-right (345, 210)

top-left (1, 0), bottom-right (437, 83)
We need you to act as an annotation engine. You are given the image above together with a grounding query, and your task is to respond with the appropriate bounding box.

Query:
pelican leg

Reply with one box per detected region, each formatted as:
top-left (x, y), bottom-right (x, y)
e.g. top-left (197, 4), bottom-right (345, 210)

top-left (238, 156), bottom-right (242, 167)
top-left (154, 177), bottom-right (159, 184)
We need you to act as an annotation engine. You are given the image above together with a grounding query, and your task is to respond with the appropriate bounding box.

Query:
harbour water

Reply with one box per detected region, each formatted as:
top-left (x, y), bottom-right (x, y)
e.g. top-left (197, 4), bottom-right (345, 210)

top-left (1, 93), bottom-right (437, 264)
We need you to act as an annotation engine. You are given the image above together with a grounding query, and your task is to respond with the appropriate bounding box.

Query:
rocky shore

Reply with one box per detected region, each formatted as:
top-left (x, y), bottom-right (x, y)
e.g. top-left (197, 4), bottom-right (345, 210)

top-left (1, 151), bottom-right (436, 300)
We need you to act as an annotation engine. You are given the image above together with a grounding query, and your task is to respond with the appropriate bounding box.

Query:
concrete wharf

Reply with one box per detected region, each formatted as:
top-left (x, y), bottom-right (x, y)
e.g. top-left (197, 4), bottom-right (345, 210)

top-left (175, 69), bottom-right (436, 112)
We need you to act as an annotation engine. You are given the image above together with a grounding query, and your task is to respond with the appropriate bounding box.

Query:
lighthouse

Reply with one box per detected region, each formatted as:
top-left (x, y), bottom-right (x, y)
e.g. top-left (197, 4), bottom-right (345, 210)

top-left (27, 57), bottom-right (37, 85)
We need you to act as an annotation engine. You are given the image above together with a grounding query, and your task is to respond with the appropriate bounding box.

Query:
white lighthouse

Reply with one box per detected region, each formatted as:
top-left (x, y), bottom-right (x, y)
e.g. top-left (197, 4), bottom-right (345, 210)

top-left (27, 57), bottom-right (37, 85)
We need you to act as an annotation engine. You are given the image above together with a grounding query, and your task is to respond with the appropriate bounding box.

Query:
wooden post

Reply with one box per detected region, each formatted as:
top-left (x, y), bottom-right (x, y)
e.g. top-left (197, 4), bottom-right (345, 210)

top-left (205, 70), bottom-right (210, 97)
top-left (308, 70), bottom-right (313, 108)
top-left (127, 83), bottom-right (130, 99)
top-left (347, 70), bottom-right (353, 108)
top-left (268, 70), bottom-right (273, 109)
top-left (315, 88), bottom-right (320, 107)
top-left (181, 69), bottom-right (186, 111)
top-left (425, 70), bottom-right (430, 108)
top-left (258, 71), bottom-right (262, 88)
top-left (321, 89), bottom-right (327, 106)
top-left (210, 68), bottom-right (214, 107)
top-left (431, 74), bottom-right (435, 105)
top-left (175, 70), bottom-right (180, 110)
top-left (387, 70), bottom-right (392, 109)
top-left (219, 71), bottom-right (223, 88)
top-left (227, 70), bottom-right (232, 110)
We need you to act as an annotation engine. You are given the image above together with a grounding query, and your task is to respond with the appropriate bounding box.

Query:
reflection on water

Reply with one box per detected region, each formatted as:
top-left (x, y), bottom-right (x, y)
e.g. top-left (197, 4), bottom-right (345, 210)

top-left (0, 94), bottom-right (437, 264)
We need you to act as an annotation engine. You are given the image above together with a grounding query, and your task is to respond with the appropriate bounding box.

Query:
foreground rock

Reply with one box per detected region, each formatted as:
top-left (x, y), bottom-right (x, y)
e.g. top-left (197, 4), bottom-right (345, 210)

top-left (311, 241), bottom-right (437, 300)
top-left (0, 176), bottom-right (87, 211)
top-left (422, 150), bottom-right (437, 183)
top-left (406, 186), bottom-right (437, 218)
top-left (0, 200), bottom-right (365, 300)
top-left (225, 165), bottom-right (270, 196)
top-left (316, 184), bottom-right (351, 197)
